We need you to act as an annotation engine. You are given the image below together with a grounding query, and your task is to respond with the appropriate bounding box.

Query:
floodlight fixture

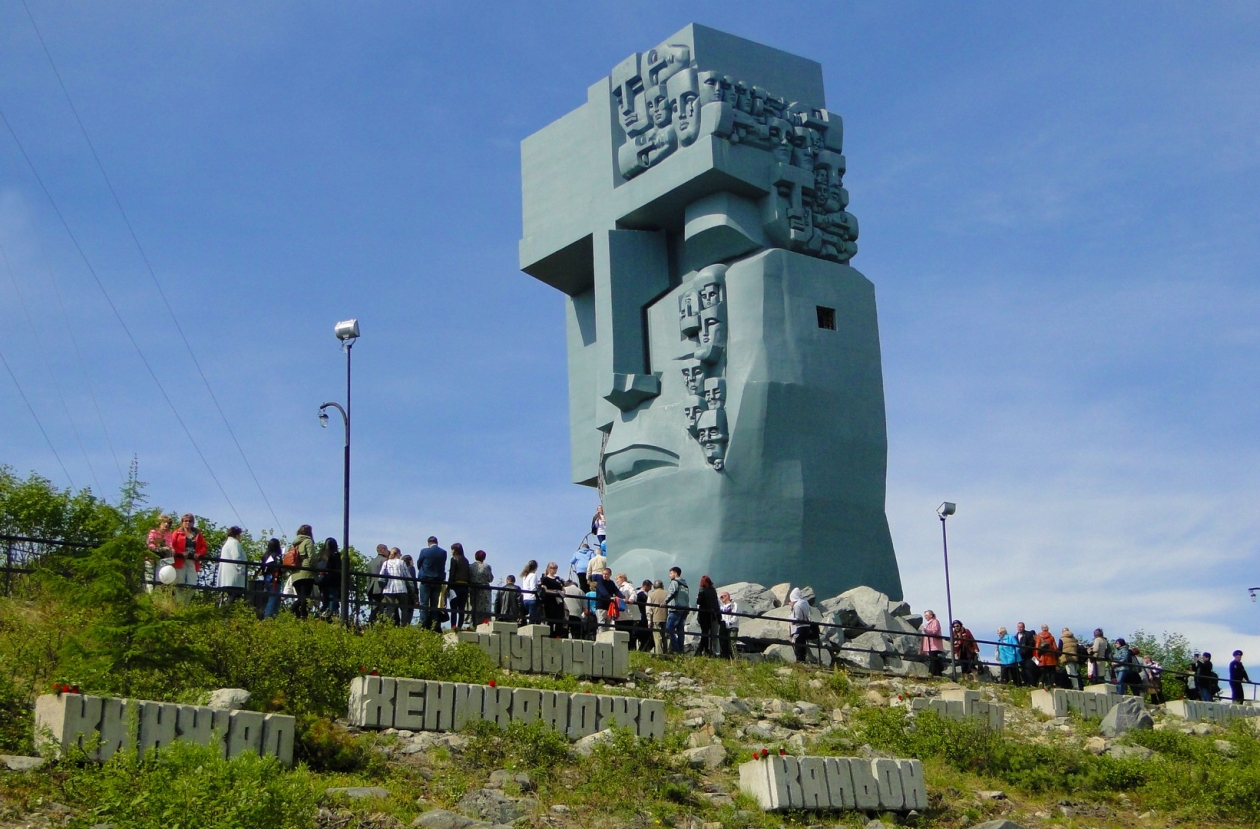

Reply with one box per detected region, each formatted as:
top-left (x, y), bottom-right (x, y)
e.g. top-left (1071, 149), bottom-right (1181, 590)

top-left (334, 319), bottom-right (360, 342)
top-left (937, 501), bottom-right (956, 518)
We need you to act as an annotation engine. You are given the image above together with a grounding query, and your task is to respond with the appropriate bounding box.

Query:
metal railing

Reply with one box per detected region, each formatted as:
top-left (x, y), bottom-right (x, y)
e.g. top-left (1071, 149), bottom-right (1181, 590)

top-left (7, 535), bottom-right (1255, 701)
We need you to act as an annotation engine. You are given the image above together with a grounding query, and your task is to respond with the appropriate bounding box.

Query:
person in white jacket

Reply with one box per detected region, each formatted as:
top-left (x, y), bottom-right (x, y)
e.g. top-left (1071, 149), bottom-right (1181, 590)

top-left (379, 548), bottom-right (412, 626)
top-left (215, 526), bottom-right (248, 601)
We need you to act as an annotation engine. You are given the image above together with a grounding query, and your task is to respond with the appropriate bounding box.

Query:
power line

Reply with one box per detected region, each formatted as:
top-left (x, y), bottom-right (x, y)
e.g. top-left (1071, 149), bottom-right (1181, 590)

top-left (0, 107), bottom-right (245, 526)
top-left (0, 344), bottom-right (75, 489)
top-left (0, 241), bottom-right (103, 494)
top-left (20, 0), bottom-right (284, 532)
top-left (36, 234), bottom-right (125, 484)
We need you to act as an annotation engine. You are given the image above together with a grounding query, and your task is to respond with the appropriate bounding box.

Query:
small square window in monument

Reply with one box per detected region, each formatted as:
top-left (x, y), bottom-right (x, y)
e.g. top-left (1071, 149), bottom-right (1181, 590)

top-left (817, 306), bottom-right (836, 330)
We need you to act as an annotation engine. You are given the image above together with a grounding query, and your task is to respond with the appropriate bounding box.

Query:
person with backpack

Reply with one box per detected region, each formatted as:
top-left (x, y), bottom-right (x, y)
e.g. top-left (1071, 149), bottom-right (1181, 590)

top-left (495, 574), bottom-right (524, 623)
top-left (260, 538), bottom-right (284, 619)
top-left (1089, 628), bottom-right (1112, 683)
top-left (1112, 638), bottom-right (1139, 695)
top-left (1195, 652), bottom-right (1221, 702)
top-left (315, 537), bottom-right (341, 618)
top-left (286, 525), bottom-right (316, 619)
top-left (789, 587), bottom-right (820, 663)
top-left (664, 567), bottom-right (690, 654)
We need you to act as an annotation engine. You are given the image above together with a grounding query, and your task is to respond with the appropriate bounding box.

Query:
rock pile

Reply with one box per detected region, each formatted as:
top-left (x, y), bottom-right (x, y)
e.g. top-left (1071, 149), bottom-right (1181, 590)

top-left (698, 582), bottom-right (926, 675)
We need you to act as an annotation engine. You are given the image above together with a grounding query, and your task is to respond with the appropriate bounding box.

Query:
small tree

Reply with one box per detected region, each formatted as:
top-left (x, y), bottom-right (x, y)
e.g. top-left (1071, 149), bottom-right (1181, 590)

top-left (1130, 628), bottom-right (1194, 700)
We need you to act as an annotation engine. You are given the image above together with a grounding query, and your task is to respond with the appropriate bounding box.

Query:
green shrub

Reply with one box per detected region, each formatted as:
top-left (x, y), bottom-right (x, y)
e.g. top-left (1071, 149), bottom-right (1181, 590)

top-left (575, 725), bottom-right (695, 821)
top-left (294, 714), bottom-right (383, 773)
top-left (1127, 725), bottom-right (1260, 823)
top-left (0, 671), bottom-right (32, 754)
top-left (464, 719), bottom-right (572, 771)
top-left (843, 706), bottom-right (1146, 794)
top-left (206, 610), bottom-right (493, 716)
top-left (58, 741), bottom-right (319, 829)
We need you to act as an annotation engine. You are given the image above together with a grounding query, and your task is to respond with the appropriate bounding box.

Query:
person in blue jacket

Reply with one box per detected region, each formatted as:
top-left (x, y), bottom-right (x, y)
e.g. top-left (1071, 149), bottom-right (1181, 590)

top-left (996, 626), bottom-right (1021, 685)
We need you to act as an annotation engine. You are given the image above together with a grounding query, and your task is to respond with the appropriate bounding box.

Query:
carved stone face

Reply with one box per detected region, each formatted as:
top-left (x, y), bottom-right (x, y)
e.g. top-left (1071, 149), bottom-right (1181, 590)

top-left (646, 85), bottom-right (672, 129)
top-left (703, 378), bottom-right (725, 409)
top-left (698, 71), bottom-right (722, 107)
top-left (697, 408), bottom-right (728, 469)
top-left (645, 43), bottom-right (690, 87)
top-left (668, 68), bottom-right (700, 147)
top-left (682, 395), bottom-right (705, 436)
top-left (680, 360), bottom-right (704, 395)
top-left (699, 281), bottom-right (723, 309)
top-left (612, 54), bottom-right (648, 137)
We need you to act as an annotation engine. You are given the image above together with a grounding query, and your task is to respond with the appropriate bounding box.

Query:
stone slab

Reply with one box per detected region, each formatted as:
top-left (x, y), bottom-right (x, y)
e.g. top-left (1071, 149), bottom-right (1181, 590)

top-left (1167, 699), bottom-right (1260, 725)
top-left (738, 756), bottom-right (925, 812)
top-left (34, 694), bottom-right (293, 766)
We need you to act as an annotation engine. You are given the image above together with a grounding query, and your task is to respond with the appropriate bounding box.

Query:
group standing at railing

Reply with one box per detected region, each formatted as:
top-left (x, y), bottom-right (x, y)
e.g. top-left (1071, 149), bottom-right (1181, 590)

top-left (920, 613), bottom-right (1252, 705)
top-left (143, 512), bottom-right (1255, 702)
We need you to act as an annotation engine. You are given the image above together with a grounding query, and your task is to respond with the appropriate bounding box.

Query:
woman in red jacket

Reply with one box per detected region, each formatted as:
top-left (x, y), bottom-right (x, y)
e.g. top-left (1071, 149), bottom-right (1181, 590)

top-left (1034, 624), bottom-right (1060, 689)
top-left (951, 620), bottom-right (980, 678)
top-left (170, 513), bottom-right (208, 594)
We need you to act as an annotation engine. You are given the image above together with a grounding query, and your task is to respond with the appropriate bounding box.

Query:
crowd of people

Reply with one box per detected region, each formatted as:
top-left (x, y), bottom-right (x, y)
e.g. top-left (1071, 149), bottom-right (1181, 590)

top-left (920, 615), bottom-right (1252, 704)
top-left (145, 511), bottom-right (1253, 702)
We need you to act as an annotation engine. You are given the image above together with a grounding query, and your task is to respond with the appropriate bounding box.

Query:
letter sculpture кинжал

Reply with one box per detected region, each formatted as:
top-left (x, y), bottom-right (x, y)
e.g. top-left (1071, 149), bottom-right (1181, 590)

top-left (519, 24), bottom-right (902, 599)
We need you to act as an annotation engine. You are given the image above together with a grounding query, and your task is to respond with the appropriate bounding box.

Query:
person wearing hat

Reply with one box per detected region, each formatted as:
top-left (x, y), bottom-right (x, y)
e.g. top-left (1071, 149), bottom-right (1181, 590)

top-left (1228, 650), bottom-right (1250, 704)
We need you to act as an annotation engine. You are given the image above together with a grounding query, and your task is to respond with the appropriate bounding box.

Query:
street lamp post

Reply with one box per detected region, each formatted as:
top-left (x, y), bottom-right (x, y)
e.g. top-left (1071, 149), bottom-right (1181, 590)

top-left (937, 501), bottom-right (957, 678)
top-left (320, 319), bottom-right (359, 624)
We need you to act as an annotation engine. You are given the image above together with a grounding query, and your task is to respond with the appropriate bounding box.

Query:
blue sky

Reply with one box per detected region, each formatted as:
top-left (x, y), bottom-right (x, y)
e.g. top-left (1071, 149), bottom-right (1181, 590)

top-left (2, 2), bottom-right (1258, 669)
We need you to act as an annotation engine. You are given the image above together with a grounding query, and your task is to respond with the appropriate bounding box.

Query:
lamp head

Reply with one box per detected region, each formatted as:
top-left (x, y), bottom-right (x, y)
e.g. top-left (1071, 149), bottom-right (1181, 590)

top-left (318, 409), bottom-right (329, 428)
top-left (937, 501), bottom-right (956, 518)
top-left (334, 319), bottom-right (360, 342)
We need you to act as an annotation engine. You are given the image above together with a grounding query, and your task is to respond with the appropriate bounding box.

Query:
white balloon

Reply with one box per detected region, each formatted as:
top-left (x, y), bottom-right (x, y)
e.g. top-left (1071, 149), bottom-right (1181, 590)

top-left (157, 564), bottom-right (178, 585)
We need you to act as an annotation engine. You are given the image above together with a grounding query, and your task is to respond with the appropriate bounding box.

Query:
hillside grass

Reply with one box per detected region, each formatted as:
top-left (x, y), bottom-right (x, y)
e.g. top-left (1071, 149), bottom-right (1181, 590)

top-left (5, 553), bottom-right (1260, 828)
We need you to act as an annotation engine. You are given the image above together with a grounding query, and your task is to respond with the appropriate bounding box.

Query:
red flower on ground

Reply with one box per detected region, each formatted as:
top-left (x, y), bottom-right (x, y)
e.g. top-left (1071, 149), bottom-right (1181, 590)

top-left (778, 749), bottom-right (786, 756)
top-left (488, 680), bottom-right (497, 688)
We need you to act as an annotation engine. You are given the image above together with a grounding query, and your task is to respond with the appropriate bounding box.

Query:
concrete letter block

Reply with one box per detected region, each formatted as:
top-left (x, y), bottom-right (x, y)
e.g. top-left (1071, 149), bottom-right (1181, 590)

top-left (512, 688), bottom-right (543, 725)
top-left (348, 676), bottom-right (396, 729)
top-left (773, 755), bottom-right (803, 808)
top-left (798, 756), bottom-right (829, 809)
top-left (540, 636), bottom-right (564, 674)
top-left (595, 629), bottom-right (630, 647)
top-left (97, 697), bottom-right (135, 761)
top-left (564, 640), bottom-right (591, 677)
top-left (453, 683), bottom-right (486, 730)
top-left (941, 688), bottom-right (979, 712)
top-left (509, 636), bottom-right (533, 672)
top-left (137, 701), bottom-right (179, 755)
top-left (597, 695), bottom-right (639, 730)
top-left (478, 621), bottom-right (518, 634)
top-left (849, 756), bottom-right (880, 810)
top-left (873, 758), bottom-right (904, 810)
top-left (898, 759), bottom-right (928, 810)
top-left (482, 686), bottom-right (513, 729)
top-left (1030, 688), bottom-right (1065, 718)
top-left (226, 710), bottom-right (265, 759)
top-left (540, 690), bottom-right (569, 733)
top-left (943, 700), bottom-right (964, 719)
top-left (567, 693), bottom-right (599, 739)
top-left (175, 705), bottom-right (229, 757)
top-left (592, 643), bottom-right (615, 678)
top-left (517, 624), bottom-right (551, 638)
top-left (739, 759), bottom-right (774, 809)
top-left (637, 698), bottom-right (666, 740)
top-left (393, 678), bottom-right (427, 730)
top-left (424, 681), bottom-right (456, 732)
top-left (34, 693), bottom-right (103, 758)
top-left (823, 757), bottom-right (856, 809)
top-left (475, 633), bottom-right (502, 665)
top-left (261, 714), bottom-right (295, 766)
top-left (456, 630), bottom-right (480, 646)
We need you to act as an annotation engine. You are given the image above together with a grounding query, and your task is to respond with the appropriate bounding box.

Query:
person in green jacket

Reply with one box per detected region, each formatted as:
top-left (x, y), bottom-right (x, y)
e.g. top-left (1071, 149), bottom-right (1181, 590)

top-left (288, 525), bottom-right (316, 619)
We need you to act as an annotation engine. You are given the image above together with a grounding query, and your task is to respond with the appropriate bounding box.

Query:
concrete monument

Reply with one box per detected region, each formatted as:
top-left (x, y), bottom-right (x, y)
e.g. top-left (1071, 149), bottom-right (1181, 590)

top-left (519, 24), bottom-right (902, 599)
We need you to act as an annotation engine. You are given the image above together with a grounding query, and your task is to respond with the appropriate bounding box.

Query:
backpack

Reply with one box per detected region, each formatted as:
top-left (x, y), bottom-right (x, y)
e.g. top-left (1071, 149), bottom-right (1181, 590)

top-left (672, 580), bottom-right (690, 611)
top-left (282, 544), bottom-right (301, 569)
